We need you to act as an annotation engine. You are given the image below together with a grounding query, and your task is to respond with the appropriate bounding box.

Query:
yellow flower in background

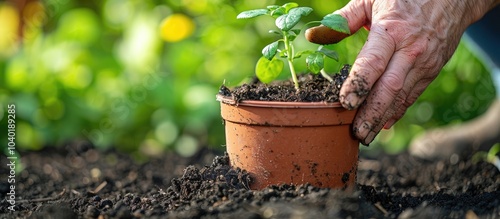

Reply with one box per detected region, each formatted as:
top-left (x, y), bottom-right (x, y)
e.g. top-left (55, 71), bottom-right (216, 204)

top-left (0, 3), bottom-right (20, 58)
top-left (159, 13), bottom-right (195, 42)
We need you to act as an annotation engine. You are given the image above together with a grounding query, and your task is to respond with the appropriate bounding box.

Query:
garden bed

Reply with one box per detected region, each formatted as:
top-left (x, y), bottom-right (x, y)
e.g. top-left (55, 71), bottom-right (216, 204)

top-left (0, 142), bottom-right (499, 218)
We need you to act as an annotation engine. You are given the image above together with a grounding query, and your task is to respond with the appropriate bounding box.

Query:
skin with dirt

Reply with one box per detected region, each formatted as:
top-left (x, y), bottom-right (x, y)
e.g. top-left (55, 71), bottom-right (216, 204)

top-left (0, 144), bottom-right (498, 218)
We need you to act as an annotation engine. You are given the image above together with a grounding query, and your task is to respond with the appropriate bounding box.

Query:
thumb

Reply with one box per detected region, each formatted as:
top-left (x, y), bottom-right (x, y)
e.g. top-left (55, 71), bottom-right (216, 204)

top-left (305, 0), bottom-right (371, 44)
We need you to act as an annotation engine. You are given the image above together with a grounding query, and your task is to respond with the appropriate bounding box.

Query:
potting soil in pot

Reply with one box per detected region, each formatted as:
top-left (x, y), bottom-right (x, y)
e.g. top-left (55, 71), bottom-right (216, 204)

top-left (220, 65), bottom-right (350, 103)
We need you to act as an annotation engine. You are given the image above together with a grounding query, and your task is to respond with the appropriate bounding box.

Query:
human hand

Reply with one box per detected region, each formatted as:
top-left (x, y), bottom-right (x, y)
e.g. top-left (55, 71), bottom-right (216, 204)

top-left (306, 0), bottom-right (499, 145)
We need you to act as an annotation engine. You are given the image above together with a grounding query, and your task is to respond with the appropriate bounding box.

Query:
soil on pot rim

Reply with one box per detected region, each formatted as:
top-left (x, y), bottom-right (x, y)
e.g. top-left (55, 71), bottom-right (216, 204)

top-left (219, 64), bottom-right (350, 103)
top-left (1, 143), bottom-right (499, 218)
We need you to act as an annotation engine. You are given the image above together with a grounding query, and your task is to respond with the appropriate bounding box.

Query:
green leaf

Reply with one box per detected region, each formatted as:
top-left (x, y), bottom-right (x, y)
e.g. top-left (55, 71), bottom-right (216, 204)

top-left (318, 46), bottom-right (339, 61)
top-left (279, 50), bottom-right (288, 58)
top-left (321, 14), bottom-right (351, 34)
top-left (270, 7), bottom-right (286, 17)
top-left (489, 143), bottom-right (500, 157)
top-left (294, 50), bottom-right (313, 59)
top-left (256, 57), bottom-right (284, 83)
top-left (275, 7), bottom-right (313, 31)
top-left (286, 29), bottom-right (301, 41)
top-left (290, 29), bottom-right (301, 36)
top-left (282, 2), bottom-right (299, 12)
top-left (237, 9), bottom-right (269, 19)
top-left (267, 5), bottom-right (280, 10)
top-left (306, 53), bottom-right (324, 74)
top-left (268, 30), bottom-right (282, 35)
top-left (262, 41), bottom-right (279, 60)
top-left (292, 7), bottom-right (313, 16)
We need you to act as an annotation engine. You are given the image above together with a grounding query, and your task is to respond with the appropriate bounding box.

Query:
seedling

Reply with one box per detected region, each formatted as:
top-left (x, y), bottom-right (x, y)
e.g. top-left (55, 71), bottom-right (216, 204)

top-left (237, 2), bottom-right (350, 90)
top-left (472, 143), bottom-right (500, 171)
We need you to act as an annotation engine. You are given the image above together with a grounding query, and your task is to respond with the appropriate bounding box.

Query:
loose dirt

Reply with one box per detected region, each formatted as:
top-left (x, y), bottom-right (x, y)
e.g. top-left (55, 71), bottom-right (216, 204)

top-left (1, 66), bottom-right (499, 218)
top-left (1, 143), bottom-right (498, 218)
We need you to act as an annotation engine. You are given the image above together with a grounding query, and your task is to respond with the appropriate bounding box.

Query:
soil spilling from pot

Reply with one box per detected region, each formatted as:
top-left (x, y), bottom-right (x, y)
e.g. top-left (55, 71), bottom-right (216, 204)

top-left (1, 143), bottom-right (499, 218)
top-left (219, 64), bottom-right (350, 102)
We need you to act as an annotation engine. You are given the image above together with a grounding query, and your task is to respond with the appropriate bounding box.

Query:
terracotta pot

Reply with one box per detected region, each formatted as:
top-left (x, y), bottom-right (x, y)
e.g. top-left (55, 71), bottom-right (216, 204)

top-left (217, 94), bottom-right (359, 190)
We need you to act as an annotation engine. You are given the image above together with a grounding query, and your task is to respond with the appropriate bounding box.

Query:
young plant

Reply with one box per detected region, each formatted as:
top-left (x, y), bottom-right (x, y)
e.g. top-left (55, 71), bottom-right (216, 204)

top-left (472, 143), bottom-right (500, 171)
top-left (237, 2), bottom-right (350, 90)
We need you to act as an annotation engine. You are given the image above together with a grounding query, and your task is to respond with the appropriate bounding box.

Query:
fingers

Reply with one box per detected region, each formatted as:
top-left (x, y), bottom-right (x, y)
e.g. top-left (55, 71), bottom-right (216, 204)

top-left (352, 49), bottom-right (417, 145)
top-left (305, 0), bottom-right (372, 45)
top-left (383, 78), bottom-right (433, 129)
top-left (340, 27), bottom-right (395, 110)
top-left (305, 26), bottom-right (350, 45)
top-left (359, 67), bottom-right (435, 144)
top-left (334, 0), bottom-right (372, 34)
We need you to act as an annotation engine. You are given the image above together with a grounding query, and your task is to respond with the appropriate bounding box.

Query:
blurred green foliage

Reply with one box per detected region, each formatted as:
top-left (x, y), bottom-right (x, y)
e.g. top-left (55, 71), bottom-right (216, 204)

top-left (0, 0), bottom-right (495, 156)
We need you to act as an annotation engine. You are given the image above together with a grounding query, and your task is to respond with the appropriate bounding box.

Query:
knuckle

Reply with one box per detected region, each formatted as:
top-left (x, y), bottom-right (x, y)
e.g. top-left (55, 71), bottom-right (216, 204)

top-left (378, 71), bottom-right (405, 96)
top-left (403, 38), bottom-right (429, 58)
top-left (355, 52), bottom-right (387, 76)
top-left (394, 91), bottom-right (408, 106)
top-left (406, 42), bottom-right (426, 57)
top-left (365, 54), bottom-right (388, 74)
top-left (420, 55), bottom-right (443, 72)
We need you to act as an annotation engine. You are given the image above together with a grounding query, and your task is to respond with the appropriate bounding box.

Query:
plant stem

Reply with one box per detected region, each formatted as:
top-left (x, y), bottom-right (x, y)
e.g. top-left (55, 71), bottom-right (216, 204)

top-left (320, 69), bottom-right (333, 82)
top-left (491, 156), bottom-right (500, 171)
top-left (284, 33), bottom-right (300, 90)
top-left (304, 21), bottom-right (322, 28)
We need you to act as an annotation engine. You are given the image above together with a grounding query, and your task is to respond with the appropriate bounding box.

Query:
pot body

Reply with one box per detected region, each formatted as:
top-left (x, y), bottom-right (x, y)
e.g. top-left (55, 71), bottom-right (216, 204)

top-left (218, 95), bottom-right (359, 190)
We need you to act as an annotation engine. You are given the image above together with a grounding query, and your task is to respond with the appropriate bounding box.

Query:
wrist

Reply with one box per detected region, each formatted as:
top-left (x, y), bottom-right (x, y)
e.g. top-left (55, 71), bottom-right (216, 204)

top-left (465, 0), bottom-right (500, 24)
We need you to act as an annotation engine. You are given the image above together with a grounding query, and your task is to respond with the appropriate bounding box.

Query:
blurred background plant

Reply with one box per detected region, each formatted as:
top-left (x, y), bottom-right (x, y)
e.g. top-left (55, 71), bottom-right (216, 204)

top-left (0, 0), bottom-right (495, 157)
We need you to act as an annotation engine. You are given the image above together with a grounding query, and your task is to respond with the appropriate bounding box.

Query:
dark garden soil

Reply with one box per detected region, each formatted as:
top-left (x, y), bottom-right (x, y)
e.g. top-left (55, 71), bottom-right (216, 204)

top-left (0, 142), bottom-right (499, 219)
top-left (219, 64), bottom-right (351, 103)
top-left (1, 68), bottom-right (499, 218)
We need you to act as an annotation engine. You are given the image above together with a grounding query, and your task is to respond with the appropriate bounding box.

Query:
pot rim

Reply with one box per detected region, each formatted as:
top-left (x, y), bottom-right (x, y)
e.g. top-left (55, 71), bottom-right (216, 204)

top-left (216, 94), bottom-right (343, 109)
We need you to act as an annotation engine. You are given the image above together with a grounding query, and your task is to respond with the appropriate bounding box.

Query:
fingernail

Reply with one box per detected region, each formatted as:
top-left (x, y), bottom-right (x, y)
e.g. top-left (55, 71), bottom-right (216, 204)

top-left (384, 119), bottom-right (396, 129)
top-left (341, 93), bottom-right (360, 110)
top-left (355, 121), bottom-right (372, 141)
top-left (364, 131), bottom-right (377, 144)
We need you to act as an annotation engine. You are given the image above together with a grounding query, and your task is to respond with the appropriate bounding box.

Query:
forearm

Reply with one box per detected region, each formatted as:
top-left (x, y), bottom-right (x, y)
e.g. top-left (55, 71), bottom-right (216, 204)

top-left (466, 0), bottom-right (500, 24)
